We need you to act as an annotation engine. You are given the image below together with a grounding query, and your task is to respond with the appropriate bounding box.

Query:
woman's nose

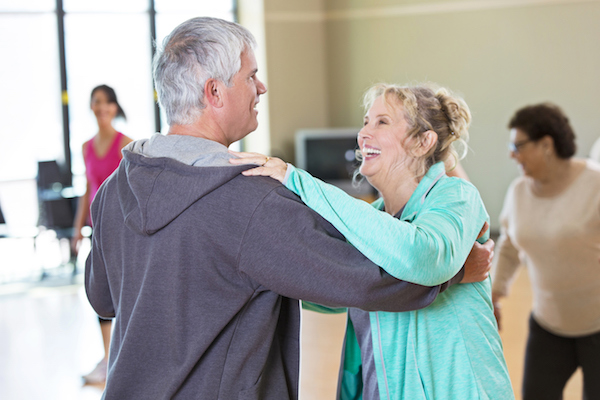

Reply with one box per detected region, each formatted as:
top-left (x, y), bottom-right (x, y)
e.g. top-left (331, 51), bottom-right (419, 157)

top-left (358, 127), bottom-right (371, 141)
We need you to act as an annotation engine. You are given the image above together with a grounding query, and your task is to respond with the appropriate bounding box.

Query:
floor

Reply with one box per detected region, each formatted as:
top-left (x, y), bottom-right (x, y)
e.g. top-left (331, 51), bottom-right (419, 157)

top-left (0, 240), bottom-right (584, 399)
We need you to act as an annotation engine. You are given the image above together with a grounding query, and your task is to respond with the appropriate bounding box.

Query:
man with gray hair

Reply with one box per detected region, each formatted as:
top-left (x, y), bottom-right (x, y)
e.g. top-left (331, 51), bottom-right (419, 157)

top-left (85, 17), bottom-right (491, 399)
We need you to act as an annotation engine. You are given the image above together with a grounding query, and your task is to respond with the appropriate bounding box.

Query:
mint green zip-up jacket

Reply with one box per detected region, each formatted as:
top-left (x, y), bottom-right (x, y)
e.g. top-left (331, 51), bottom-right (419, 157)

top-left (287, 162), bottom-right (514, 400)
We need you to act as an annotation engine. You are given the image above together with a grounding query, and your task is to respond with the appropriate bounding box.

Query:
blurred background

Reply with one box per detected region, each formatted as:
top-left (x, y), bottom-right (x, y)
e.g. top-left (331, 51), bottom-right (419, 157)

top-left (1, 0), bottom-right (597, 398)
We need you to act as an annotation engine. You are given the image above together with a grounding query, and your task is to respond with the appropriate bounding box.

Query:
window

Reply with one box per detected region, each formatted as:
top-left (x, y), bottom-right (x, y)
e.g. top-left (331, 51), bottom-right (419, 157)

top-left (0, 1), bottom-right (236, 227)
top-left (65, 13), bottom-right (155, 180)
top-left (0, 13), bottom-right (62, 181)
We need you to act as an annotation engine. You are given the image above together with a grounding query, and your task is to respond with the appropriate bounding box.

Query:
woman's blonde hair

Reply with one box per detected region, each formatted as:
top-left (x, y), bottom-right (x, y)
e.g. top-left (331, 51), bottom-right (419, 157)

top-left (360, 82), bottom-right (471, 178)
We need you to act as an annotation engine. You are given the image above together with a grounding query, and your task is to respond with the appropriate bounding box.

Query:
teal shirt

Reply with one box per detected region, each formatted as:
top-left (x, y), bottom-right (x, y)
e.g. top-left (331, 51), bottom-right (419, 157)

top-left (287, 162), bottom-right (514, 400)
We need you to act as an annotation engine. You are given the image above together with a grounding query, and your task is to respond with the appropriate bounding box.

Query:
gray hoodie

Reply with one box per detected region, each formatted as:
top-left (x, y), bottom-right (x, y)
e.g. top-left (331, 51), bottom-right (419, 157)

top-left (85, 134), bottom-right (460, 400)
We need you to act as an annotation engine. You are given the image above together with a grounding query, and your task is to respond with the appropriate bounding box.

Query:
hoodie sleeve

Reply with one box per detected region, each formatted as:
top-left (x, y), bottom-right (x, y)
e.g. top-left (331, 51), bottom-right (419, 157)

top-left (237, 185), bottom-right (462, 312)
top-left (284, 165), bottom-right (488, 286)
top-left (84, 189), bottom-right (116, 319)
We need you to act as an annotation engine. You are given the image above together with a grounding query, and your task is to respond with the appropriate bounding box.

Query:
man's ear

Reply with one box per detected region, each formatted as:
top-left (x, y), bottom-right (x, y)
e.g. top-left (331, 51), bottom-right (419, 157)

top-left (416, 130), bottom-right (438, 156)
top-left (204, 79), bottom-right (224, 108)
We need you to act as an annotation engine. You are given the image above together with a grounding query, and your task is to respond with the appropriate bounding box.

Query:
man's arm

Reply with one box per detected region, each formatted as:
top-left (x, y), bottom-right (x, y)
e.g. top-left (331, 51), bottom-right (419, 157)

top-left (280, 166), bottom-right (488, 286)
top-left (231, 157), bottom-right (489, 286)
top-left (84, 191), bottom-right (115, 319)
top-left (237, 186), bottom-right (458, 312)
top-left (461, 223), bottom-right (494, 283)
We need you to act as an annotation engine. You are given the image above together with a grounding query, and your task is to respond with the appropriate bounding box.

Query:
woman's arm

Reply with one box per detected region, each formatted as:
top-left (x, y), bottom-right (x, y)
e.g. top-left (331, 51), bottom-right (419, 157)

top-left (491, 233), bottom-right (522, 299)
top-left (284, 165), bottom-right (488, 286)
top-left (302, 301), bottom-right (347, 314)
top-left (491, 183), bottom-right (523, 300)
top-left (229, 153), bottom-right (488, 286)
top-left (490, 222), bottom-right (522, 331)
top-left (72, 142), bottom-right (91, 253)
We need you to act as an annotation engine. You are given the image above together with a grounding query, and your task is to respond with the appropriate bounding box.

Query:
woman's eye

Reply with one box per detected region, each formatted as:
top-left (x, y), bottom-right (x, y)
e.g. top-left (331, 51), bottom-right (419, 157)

top-left (378, 120), bottom-right (387, 125)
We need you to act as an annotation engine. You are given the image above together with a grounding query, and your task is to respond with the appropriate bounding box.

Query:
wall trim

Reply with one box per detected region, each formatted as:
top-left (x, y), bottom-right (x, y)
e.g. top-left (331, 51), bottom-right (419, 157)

top-left (266, 0), bottom-right (599, 22)
top-left (266, 11), bottom-right (325, 23)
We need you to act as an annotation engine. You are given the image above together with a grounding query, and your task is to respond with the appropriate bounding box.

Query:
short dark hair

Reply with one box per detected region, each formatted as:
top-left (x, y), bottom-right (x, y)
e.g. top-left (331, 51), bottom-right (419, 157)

top-left (91, 84), bottom-right (126, 120)
top-left (508, 103), bottom-right (576, 159)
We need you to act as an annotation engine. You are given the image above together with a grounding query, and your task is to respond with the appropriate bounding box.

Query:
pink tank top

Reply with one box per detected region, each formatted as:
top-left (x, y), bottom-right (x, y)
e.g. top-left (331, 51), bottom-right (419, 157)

top-left (84, 131), bottom-right (125, 202)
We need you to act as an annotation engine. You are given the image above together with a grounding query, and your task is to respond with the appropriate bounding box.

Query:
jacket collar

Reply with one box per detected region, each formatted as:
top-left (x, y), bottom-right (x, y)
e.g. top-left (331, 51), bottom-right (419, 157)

top-left (400, 161), bottom-right (446, 221)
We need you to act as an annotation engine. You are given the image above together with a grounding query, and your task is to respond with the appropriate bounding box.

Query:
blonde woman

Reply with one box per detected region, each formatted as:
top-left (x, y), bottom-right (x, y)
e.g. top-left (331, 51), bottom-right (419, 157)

top-left (231, 83), bottom-right (513, 399)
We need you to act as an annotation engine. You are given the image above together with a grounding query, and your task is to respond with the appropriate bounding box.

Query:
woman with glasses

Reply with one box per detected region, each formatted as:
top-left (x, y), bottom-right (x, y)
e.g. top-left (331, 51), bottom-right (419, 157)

top-left (492, 103), bottom-right (600, 399)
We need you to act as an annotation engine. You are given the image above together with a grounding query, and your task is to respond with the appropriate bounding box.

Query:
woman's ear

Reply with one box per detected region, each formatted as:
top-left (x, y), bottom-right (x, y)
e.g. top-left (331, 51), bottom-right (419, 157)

top-left (415, 130), bottom-right (438, 156)
top-left (204, 79), bottom-right (224, 108)
top-left (540, 135), bottom-right (555, 153)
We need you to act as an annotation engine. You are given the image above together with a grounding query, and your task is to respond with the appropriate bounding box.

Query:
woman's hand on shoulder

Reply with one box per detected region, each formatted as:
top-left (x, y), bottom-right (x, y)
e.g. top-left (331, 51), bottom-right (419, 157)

top-left (228, 150), bottom-right (288, 183)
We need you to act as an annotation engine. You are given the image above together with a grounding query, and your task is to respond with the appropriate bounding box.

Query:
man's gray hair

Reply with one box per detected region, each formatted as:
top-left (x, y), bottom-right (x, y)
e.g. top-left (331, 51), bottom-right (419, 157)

top-left (153, 17), bottom-right (256, 125)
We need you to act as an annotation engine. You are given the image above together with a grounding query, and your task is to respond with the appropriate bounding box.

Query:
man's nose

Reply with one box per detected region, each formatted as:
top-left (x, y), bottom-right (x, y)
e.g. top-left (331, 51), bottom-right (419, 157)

top-left (257, 78), bottom-right (267, 95)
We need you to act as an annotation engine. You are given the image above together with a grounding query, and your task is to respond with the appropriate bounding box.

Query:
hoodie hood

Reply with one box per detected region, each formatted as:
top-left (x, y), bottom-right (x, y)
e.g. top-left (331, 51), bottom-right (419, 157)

top-left (116, 134), bottom-right (250, 236)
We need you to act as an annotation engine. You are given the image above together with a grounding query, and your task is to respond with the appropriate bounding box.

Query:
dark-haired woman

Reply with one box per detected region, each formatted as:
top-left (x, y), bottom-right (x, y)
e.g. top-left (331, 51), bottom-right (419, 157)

top-left (492, 103), bottom-right (600, 399)
top-left (73, 85), bottom-right (132, 384)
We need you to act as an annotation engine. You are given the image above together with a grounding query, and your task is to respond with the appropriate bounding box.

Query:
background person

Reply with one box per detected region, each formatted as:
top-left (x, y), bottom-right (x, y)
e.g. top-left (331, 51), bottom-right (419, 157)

top-left (492, 103), bottom-right (600, 399)
top-left (231, 83), bottom-right (513, 399)
top-left (72, 84), bottom-right (132, 385)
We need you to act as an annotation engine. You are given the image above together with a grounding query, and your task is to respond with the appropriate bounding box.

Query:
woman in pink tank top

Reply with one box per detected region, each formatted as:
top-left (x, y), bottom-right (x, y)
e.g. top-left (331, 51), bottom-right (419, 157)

top-left (72, 85), bottom-right (132, 385)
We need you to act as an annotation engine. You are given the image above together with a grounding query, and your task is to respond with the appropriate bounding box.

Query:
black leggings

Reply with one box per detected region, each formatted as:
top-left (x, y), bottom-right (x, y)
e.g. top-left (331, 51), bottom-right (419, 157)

top-left (523, 314), bottom-right (600, 400)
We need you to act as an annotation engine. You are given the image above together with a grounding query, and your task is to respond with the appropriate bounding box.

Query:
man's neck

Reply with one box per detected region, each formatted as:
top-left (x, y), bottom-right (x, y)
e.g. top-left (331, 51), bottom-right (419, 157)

top-left (167, 118), bottom-right (230, 147)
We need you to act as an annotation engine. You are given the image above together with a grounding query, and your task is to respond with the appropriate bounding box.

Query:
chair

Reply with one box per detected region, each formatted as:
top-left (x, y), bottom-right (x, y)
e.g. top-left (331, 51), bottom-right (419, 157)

top-left (36, 161), bottom-right (78, 279)
top-left (0, 201), bottom-right (6, 238)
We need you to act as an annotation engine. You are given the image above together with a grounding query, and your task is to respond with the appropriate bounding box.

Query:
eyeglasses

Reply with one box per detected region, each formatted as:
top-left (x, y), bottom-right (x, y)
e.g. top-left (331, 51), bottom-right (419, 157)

top-left (508, 139), bottom-right (532, 154)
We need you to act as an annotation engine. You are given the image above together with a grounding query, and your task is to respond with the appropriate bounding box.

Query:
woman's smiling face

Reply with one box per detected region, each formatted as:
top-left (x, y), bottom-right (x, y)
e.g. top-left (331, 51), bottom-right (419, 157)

top-left (509, 127), bottom-right (547, 179)
top-left (357, 95), bottom-right (413, 189)
top-left (91, 89), bottom-right (118, 126)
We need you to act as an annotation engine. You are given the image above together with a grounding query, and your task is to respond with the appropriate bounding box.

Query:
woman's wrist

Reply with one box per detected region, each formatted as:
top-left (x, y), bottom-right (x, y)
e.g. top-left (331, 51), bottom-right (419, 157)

top-left (282, 163), bottom-right (293, 186)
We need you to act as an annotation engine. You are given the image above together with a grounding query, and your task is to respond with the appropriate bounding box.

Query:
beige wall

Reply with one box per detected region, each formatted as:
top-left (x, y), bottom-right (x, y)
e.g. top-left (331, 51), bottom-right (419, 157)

top-left (254, 0), bottom-right (600, 229)
top-left (261, 0), bottom-right (330, 160)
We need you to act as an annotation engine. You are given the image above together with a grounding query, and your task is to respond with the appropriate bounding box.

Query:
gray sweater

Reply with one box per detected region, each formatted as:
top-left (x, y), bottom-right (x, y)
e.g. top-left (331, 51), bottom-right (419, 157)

top-left (85, 134), bottom-right (460, 399)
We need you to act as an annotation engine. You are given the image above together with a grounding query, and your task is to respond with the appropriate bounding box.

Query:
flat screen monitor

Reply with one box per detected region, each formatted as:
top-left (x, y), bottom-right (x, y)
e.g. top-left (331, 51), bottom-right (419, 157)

top-left (295, 128), bottom-right (375, 198)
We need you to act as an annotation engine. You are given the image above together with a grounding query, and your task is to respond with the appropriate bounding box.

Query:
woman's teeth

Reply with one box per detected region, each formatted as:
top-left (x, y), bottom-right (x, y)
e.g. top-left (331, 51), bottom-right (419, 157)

top-left (363, 148), bottom-right (381, 155)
